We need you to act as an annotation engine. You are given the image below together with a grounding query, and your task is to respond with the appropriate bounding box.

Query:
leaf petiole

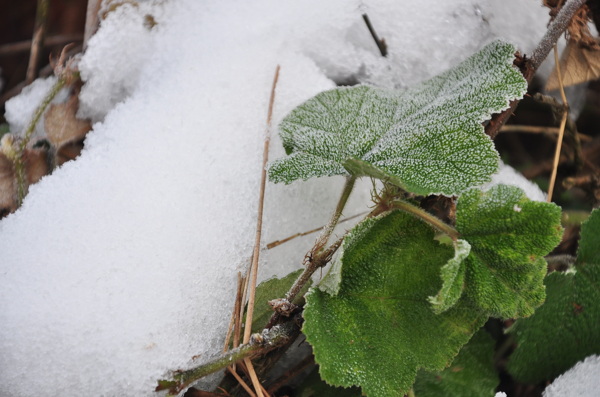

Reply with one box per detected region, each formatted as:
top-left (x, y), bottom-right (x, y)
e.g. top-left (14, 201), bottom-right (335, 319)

top-left (390, 199), bottom-right (460, 241)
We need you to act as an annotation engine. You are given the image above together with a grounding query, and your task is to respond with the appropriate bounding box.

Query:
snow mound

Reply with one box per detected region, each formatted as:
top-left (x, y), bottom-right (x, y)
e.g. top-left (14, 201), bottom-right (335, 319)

top-left (0, 1), bottom-right (549, 396)
top-left (544, 355), bottom-right (600, 397)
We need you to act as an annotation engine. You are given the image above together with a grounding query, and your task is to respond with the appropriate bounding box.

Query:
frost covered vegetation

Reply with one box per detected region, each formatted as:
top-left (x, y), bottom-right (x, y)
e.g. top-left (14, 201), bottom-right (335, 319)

top-left (1, 1), bottom-right (600, 396)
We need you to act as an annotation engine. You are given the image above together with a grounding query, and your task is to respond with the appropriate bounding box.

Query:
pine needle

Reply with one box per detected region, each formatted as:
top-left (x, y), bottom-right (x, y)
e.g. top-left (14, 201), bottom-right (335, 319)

top-left (547, 44), bottom-right (568, 203)
top-left (243, 65), bottom-right (280, 344)
top-left (227, 366), bottom-right (257, 397)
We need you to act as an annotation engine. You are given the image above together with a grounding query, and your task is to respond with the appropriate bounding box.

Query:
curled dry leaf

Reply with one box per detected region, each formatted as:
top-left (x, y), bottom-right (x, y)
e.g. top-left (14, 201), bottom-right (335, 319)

top-left (544, 1), bottom-right (600, 50)
top-left (0, 154), bottom-right (17, 217)
top-left (0, 148), bottom-right (49, 218)
top-left (547, 39), bottom-right (600, 90)
top-left (44, 95), bottom-right (91, 165)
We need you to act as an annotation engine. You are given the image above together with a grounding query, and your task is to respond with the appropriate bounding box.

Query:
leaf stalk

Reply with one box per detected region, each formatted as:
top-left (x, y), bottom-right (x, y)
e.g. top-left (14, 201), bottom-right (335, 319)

top-left (390, 199), bottom-right (460, 241)
top-left (286, 175), bottom-right (356, 303)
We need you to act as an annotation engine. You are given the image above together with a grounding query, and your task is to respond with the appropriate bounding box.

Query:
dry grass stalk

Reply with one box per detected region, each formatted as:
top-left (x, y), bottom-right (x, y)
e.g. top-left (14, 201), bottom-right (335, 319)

top-left (548, 44), bottom-right (569, 203)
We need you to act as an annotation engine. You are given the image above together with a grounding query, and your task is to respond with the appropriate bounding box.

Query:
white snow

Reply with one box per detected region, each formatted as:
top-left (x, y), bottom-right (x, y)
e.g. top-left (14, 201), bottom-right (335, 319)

top-left (4, 76), bottom-right (69, 139)
top-left (0, 1), bottom-right (550, 396)
top-left (543, 355), bottom-right (600, 397)
top-left (484, 161), bottom-right (547, 202)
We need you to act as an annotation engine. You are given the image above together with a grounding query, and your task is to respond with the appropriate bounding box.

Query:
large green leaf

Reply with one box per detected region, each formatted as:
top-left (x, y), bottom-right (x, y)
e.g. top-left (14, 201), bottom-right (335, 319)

top-left (303, 211), bottom-right (487, 397)
top-left (431, 185), bottom-right (563, 318)
top-left (413, 329), bottom-right (499, 397)
top-left (507, 209), bottom-right (600, 383)
top-left (268, 41), bottom-right (527, 196)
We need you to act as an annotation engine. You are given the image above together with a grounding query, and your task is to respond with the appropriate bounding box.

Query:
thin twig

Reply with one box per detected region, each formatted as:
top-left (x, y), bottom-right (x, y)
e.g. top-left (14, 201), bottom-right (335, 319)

top-left (485, 0), bottom-right (588, 139)
top-left (26, 0), bottom-right (49, 84)
top-left (500, 125), bottom-right (592, 142)
top-left (223, 273), bottom-right (244, 353)
top-left (548, 45), bottom-right (569, 202)
top-left (84, 0), bottom-right (103, 48)
top-left (157, 322), bottom-right (297, 395)
top-left (266, 211), bottom-right (368, 249)
top-left (239, 66), bottom-right (280, 397)
top-left (0, 34), bottom-right (83, 57)
top-left (362, 14), bottom-right (387, 57)
top-left (235, 270), bottom-right (248, 348)
top-left (227, 366), bottom-right (257, 397)
top-left (243, 65), bottom-right (280, 344)
top-left (530, 0), bottom-right (589, 72)
top-left (0, 44), bottom-right (82, 108)
top-left (284, 175), bottom-right (356, 304)
top-left (243, 358), bottom-right (266, 397)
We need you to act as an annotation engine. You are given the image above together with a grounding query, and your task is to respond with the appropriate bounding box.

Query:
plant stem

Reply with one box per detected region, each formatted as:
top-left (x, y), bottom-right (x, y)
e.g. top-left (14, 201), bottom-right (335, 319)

top-left (26, 0), bottom-right (49, 84)
top-left (390, 199), bottom-right (459, 241)
top-left (15, 75), bottom-right (67, 206)
top-left (285, 175), bottom-right (356, 303)
top-left (485, 0), bottom-right (587, 139)
top-left (84, 0), bottom-right (103, 48)
top-left (158, 322), bottom-right (297, 395)
top-left (529, 0), bottom-right (588, 72)
top-left (547, 45), bottom-right (569, 203)
top-left (243, 65), bottom-right (280, 345)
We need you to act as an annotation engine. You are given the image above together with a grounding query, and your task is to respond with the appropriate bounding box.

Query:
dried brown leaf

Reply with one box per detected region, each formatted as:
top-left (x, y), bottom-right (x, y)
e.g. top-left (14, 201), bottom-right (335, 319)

top-left (543, 1), bottom-right (600, 50)
top-left (24, 148), bottom-right (50, 185)
top-left (547, 40), bottom-right (600, 90)
top-left (0, 148), bottom-right (48, 218)
top-left (0, 154), bottom-right (17, 217)
top-left (44, 96), bottom-right (91, 149)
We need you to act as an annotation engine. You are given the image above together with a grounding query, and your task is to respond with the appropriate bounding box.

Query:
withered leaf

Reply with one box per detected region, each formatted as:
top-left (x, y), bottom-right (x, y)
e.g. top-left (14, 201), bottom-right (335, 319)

top-left (547, 39), bottom-right (600, 90)
top-left (44, 96), bottom-right (91, 149)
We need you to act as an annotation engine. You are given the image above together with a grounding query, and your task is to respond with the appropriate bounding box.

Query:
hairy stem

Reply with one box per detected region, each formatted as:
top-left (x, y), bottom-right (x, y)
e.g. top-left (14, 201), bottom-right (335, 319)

top-left (390, 200), bottom-right (460, 241)
top-left (285, 175), bottom-right (356, 303)
top-left (529, 0), bottom-right (588, 72)
top-left (485, 0), bottom-right (587, 139)
top-left (15, 75), bottom-right (67, 206)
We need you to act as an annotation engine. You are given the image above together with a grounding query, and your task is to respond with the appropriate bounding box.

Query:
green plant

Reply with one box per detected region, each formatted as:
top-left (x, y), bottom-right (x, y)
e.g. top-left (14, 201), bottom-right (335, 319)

top-left (157, 2), bottom-right (600, 395)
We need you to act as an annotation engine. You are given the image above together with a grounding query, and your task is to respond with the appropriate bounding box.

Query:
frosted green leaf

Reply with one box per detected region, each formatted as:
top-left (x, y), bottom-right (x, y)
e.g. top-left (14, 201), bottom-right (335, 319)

top-left (268, 41), bottom-right (527, 196)
top-left (507, 209), bottom-right (600, 383)
top-left (413, 329), bottom-right (499, 397)
top-left (249, 269), bottom-right (309, 333)
top-left (454, 185), bottom-right (563, 318)
top-left (303, 211), bottom-right (487, 397)
top-left (429, 239), bottom-right (471, 314)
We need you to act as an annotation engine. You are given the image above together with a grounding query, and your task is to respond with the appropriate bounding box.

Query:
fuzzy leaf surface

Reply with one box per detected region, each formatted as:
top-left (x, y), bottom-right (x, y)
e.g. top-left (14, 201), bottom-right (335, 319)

top-left (507, 209), bottom-right (600, 383)
top-left (434, 185), bottom-right (562, 318)
top-left (303, 211), bottom-right (487, 397)
top-left (268, 41), bottom-right (526, 196)
top-left (413, 329), bottom-right (499, 397)
top-left (429, 239), bottom-right (471, 314)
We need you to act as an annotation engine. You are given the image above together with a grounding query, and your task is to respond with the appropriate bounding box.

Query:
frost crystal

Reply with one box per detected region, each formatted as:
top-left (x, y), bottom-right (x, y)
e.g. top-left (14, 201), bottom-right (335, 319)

top-left (269, 41), bottom-right (527, 196)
